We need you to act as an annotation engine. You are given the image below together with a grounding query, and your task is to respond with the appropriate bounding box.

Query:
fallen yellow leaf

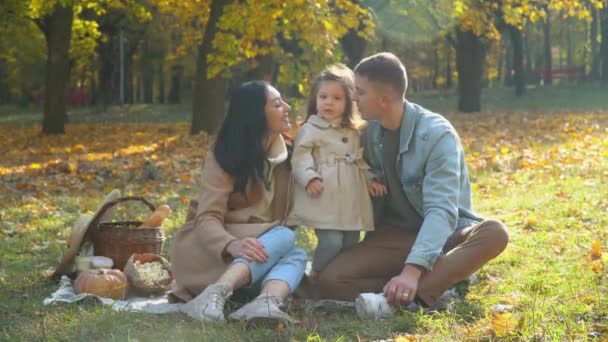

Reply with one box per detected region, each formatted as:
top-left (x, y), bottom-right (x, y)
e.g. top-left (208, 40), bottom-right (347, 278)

top-left (591, 240), bottom-right (603, 260)
top-left (394, 335), bottom-right (418, 342)
top-left (491, 312), bottom-right (519, 337)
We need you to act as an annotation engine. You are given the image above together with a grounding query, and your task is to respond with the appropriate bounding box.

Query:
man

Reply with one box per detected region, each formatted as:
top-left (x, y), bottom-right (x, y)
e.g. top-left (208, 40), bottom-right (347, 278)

top-left (317, 52), bottom-right (509, 308)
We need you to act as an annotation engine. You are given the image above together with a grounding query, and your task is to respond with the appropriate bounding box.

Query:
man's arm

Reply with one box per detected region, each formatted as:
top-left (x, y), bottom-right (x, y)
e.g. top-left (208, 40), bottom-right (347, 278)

top-left (384, 132), bottom-right (462, 306)
top-left (406, 132), bottom-right (461, 270)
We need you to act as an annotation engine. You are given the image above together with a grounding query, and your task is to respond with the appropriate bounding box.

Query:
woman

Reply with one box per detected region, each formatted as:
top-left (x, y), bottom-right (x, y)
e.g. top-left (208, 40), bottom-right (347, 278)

top-left (172, 81), bottom-right (307, 322)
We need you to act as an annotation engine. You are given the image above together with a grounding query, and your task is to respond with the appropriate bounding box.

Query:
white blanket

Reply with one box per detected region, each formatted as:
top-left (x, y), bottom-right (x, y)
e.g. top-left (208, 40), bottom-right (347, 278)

top-left (43, 276), bottom-right (183, 314)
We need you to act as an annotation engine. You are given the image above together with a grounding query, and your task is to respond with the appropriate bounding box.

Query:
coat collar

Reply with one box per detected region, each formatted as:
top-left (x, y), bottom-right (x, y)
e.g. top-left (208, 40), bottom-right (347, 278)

top-left (398, 101), bottom-right (417, 154)
top-left (307, 114), bottom-right (343, 129)
top-left (266, 134), bottom-right (288, 167)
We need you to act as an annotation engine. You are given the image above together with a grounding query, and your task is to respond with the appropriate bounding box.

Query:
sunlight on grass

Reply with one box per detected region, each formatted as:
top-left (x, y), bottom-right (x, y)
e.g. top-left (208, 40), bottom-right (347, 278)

top-left (1, 104), bottom-right (607, 340)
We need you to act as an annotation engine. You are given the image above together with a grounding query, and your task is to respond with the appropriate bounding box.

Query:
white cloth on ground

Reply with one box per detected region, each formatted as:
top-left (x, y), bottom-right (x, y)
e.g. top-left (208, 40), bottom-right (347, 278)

top-left (43, 276), bottom-right (182, 314)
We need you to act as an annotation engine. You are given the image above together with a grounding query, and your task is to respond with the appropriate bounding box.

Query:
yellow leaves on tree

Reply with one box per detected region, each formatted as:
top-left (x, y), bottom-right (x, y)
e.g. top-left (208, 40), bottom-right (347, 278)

top-left (452, 0), bottom-right (603, 41)
top-left (153, 0), bottom-right (373, 90)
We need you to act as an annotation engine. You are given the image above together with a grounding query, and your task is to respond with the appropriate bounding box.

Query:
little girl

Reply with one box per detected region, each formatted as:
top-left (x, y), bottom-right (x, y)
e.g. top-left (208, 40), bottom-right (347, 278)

top-left (287, 64), bottom-right (383, 282)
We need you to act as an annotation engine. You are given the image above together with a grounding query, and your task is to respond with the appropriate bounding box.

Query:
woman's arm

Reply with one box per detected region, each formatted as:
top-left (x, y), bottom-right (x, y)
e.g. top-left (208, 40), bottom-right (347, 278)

top-left (191, 151), bottom-right (239, 260)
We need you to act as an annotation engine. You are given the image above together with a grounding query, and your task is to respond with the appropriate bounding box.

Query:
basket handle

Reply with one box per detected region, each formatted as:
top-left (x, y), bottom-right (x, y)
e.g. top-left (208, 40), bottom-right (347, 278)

top-left (88, 196), bottom-right (156, 233)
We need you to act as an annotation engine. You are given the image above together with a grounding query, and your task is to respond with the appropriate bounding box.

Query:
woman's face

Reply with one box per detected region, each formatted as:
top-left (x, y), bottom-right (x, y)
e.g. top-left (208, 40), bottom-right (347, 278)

top-left (264, 85), bottom-right (292, 135)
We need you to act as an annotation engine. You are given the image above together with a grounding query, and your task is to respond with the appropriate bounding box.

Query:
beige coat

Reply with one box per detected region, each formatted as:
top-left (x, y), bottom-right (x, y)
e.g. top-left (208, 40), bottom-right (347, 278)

top-left (286, 115), bottom-right (374, 231)
top-left (170, 137), bottom-right (293, 301)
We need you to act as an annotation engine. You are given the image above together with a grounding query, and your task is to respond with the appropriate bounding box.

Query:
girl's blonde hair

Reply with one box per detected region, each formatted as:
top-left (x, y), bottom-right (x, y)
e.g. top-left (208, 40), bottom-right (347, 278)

top-left (306, 64), bottom-right (365, 131)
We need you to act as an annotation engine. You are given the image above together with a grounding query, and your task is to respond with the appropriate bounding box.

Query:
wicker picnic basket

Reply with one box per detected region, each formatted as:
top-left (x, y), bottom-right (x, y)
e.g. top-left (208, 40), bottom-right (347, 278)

top-left (89, 196), bottom-right (165, 270)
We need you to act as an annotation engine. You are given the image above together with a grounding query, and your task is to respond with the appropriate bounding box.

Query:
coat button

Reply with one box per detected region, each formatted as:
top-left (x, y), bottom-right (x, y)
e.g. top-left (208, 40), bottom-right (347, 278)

top-left (342, 137), bottom-right (348, 143)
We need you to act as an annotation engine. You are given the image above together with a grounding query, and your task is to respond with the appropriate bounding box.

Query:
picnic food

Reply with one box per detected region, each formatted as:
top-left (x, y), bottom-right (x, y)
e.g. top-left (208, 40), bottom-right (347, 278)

top-left (74, 269), bottom-right (128, 299)
top-left (134, 260), bottom-right (171, 288)
top-left (139, 204), bottom-right (171, 228)
top-left (123, 253), bottom-right (172, 294)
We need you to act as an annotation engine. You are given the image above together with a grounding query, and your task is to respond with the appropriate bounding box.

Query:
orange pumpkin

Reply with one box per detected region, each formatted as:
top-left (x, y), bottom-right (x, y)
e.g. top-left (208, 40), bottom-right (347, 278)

top-left (74, 269), bottom-right (128, 299)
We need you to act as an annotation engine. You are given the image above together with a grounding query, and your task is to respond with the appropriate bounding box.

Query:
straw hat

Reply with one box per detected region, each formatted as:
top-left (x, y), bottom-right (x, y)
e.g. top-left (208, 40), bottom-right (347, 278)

top-left (51, 189), bottom-right (121, 278)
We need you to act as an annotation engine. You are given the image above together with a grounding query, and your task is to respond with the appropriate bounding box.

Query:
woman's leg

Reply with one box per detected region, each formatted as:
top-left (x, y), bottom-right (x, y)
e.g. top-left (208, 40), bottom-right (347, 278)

top-left (229, 246), bottom-right (307, 321)
top-left (181, 226), bottom-right (297, 322)
top-left (232, 226), bottom-right (298, 286)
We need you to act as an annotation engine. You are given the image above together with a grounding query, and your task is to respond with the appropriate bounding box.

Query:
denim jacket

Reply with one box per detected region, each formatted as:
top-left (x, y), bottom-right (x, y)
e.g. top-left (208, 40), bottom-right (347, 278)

top-left (362, 102), bottom-right (483, 270)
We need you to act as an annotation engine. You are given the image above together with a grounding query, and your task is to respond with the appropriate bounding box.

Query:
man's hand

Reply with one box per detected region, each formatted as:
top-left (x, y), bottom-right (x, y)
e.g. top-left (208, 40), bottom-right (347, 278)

top-left (225, 238), bottom-right (268, 263)
top-left (305, 178), bottom-right (324, 198)
top-left (383, 264), bottom-right (424, 306)
top-left (368, 181), bottom-right (387, 197)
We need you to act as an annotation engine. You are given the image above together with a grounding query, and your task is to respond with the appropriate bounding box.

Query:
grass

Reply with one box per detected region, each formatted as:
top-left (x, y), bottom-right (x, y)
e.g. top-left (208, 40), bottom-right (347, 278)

top-left (1, 85), bottom-right (607, 341)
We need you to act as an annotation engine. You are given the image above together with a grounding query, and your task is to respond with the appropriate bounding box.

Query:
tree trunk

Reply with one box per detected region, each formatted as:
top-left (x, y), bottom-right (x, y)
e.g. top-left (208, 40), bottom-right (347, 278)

top-left (125, 53), bottom-right (134, 104)
top-left (543, 11), bottom-right (553, 84)
top-left (191, 0), bottom-right (232, 135)
top-left (142, 42), bottom-right (154, 104)
top-left (432, 46), bottom-right (439, 89)
top-left (97, 40), bottom-right (114, 110)
top-left (456, 29), bottom-right (487, 112)
top-left (135, 75), bottom-right (142, 103)
top-left (524, 23), bottom-right (536, 84)
top-left (566, 18), bottom-right (573, 68)
top-left (158, 61), bottom-right (165, 104)
top-left (168, 64), bottom-right (183, 104)
top-left (590, 3), bottom-right (600, 80)
top-left (508, 25), bottom-right (525, 96)
top-left (600, 6), bottom-right (608, 82)
top-left (446, 37), bottom-right (453, 89)
top-left (340, 29), bottom-right (367, 69)
top-left (0, 61), bottom-right (10, 104)
top-left (504, 34), bottom-right (513, 86)
top-left (38, 3), bottom-right (74, 135)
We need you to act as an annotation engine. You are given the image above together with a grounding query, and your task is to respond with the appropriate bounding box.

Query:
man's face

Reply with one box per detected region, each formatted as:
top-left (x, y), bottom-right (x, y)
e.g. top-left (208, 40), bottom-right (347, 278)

top-left (354, 75), bottom-right (383, 120)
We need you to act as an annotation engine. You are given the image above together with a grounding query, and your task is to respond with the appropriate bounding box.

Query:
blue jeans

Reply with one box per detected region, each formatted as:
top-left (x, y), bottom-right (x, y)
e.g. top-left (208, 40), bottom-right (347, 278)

top-left (313, 229), bottom-right (360, 272)
top-left (233, 226), bottom-right (307, 293)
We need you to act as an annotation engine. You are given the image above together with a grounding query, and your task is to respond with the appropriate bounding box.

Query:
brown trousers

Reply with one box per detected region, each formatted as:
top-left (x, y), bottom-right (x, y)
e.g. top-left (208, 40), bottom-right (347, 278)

top-left (317, 219), bottom-right (509, 305)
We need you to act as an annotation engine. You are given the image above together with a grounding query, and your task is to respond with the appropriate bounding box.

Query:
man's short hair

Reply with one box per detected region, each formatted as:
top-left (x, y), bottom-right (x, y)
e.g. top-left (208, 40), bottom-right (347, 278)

top-left (354, 52), bottom-right (408, 98)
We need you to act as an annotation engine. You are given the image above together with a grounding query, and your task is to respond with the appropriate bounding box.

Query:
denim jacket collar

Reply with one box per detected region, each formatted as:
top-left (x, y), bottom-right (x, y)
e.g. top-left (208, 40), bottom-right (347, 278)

top-left (398, 101), bottom-right (417, 155)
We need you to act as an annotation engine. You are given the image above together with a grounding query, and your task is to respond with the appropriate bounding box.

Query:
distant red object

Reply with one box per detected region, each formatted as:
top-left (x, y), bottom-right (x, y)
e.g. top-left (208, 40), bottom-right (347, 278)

top-left (35, 89), bottom-right (90, 106)
top-left (537, 66), bottom-right (585, 82)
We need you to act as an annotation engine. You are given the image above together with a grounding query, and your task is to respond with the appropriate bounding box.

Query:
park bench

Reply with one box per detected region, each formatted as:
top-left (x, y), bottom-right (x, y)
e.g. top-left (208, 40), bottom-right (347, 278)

top-left (537, 66), bottom-right (585, 83)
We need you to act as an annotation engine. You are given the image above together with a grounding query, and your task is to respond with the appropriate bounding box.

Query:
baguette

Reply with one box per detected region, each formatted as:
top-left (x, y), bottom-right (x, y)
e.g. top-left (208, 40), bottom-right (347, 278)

top-left (139, 204), bottom-right (171, 228)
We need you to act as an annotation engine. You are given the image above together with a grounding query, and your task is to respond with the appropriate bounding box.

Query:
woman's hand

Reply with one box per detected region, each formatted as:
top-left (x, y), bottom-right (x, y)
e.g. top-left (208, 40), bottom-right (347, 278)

top-left (305, 178), bottom-right (324, 198)
top-left (368, 181), bottom-right (387, 197)
top-left (225, 238), bottom-right (269, 263)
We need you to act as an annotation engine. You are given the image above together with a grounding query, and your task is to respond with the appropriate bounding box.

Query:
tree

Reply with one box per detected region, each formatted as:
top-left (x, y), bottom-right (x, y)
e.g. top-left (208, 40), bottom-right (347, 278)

top-left (456, 28), bottom-right (489, 112)
top-left (190, 0), bottom-right (231, 134)
top-left (601, 4), bottom-right (608, 82)
top-left (36, 2), bottom-right (74, 135)
top-left (0, 0), bottom-right (150, 134)
top-left (155, 0), bottom-right (374, 134)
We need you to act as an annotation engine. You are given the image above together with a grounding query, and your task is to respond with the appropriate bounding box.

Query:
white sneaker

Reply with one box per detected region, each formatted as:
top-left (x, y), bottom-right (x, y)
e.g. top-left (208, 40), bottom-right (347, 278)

top-left (228, 295), bottom-right (295, 322)
top-left (354, 293), bottom-right (395, 320)
top-left (180, 283), bottom-right (233, 322)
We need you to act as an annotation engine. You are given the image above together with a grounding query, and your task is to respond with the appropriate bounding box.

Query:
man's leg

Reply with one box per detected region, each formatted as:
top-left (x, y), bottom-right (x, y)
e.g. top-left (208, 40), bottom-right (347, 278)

top-left (317, 226), bottom-right (416, 300)
top-left (417, 219), bottom-right (509, 306)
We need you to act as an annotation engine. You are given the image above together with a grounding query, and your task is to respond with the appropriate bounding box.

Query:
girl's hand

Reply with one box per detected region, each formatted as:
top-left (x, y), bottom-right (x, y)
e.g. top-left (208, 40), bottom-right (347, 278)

top-left (368, 181), bottom-right (387, 197)
top-left (225, 238), bottom-right (269, 263)
top-left (305, 178), bottom-right (324, 198)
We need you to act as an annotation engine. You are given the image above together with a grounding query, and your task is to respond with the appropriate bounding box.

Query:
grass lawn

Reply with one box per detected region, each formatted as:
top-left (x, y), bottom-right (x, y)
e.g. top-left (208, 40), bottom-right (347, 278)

top-left (1, 85), bottom-right (607, 341)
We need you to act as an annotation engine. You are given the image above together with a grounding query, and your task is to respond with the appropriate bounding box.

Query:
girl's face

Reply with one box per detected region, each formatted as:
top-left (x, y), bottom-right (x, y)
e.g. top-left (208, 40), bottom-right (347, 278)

top-left (316, 81), bottom-right (347, 122)
top-left (265, 85), bottom-right (292, 135)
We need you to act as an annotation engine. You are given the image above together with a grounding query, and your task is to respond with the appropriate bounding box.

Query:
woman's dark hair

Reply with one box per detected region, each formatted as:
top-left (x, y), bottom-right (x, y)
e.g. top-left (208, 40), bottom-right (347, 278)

top-left (214, 80), bottom-right (270, 193)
